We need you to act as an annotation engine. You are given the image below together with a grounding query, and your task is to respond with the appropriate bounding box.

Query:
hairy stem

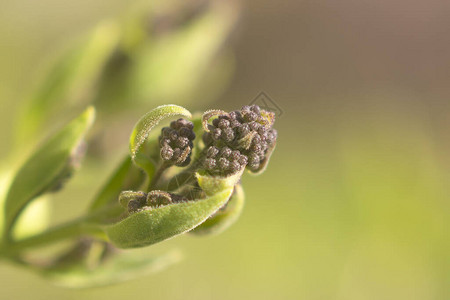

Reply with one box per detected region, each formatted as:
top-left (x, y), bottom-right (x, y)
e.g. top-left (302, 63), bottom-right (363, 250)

top-left (148, 162), bottom-right (171, 190)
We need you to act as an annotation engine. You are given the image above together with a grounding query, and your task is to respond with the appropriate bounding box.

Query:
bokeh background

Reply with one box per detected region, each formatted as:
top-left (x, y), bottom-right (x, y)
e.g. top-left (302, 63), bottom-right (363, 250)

top-left (0, 0), bottom-right (449, 299)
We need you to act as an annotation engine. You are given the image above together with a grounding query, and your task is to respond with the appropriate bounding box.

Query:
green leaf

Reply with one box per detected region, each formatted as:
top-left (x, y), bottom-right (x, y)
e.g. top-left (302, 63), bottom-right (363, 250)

top-left (191, 184), bottom-right (245, 236)
top-left (88, 156), bottom-right (145, 212)
top-left (129, 105), bottom-right (191, 173)
top-left (130, 4), bottom-right (237, 105)
top-left (43, 249), bottom-right (182, 288)
top-left (4, 107), bottom-right (95, 238)
top-left (16, 22), bottom-right (119, 146)
top-left (105, 167), bottom-right (243, 248)
top-left (104, 188), bottom-right (233, 248)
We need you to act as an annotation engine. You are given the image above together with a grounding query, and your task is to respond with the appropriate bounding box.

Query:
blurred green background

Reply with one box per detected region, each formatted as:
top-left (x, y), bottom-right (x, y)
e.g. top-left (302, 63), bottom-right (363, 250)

top-left (0, 0), bottom-right (449, 299)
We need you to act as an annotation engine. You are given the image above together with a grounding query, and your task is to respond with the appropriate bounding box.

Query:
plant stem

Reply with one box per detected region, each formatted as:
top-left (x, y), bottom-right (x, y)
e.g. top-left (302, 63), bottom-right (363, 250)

top-left (149, 162), bottom-right (171, 190)
top-left (1, 221), bottom-right (101, 257)
top-left (0, 205), bottom-right (121, 258)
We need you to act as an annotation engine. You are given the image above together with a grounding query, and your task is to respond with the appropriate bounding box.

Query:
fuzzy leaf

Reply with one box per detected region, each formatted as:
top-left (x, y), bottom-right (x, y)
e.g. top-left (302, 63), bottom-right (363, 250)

top-left (191, 184), bottom-right (245, 235)
top-left (129, 105), bottom-right (191, 173)
top-left (104, 188), bottom-right (233, 248)
top-left (201, 109), bottom-right (228, 132)
top-left (4, 107), bottom-right (95, 237)
top-left (43, 249), bottom-right (182, 288)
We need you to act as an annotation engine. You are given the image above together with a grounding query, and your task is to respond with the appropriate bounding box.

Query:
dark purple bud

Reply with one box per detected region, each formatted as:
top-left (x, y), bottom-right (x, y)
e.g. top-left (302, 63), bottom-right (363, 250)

top-left (170, 120), bottom-right (177, 129)
top-left (222, 128), bottom-right (235, 142)
top-left (267, 129), bottom-right (278, 144)
top-left (258, 152), bottom-right (266, 160)
top-left (218, 157), bottom-right (230, 170)
top-left (251, 143), bottom-right (262, 153)
top-left (178, 156), bottom-right (191, 167)
top-left (203, 132), bottom-right (213, 145)
top-left (188, 131), bottom-right (196, 141)
top-left (212, 128), bottom-right (222, 140)
top-left (218, 119), bottom-right (230, 129)
top-left (219, 147), bottom-right (232, 158)
top-left (172, 148), bottom-right (181, 160)
top-left (244, 111), bottom-right (258, 122)
top-left (161, 127), bottom-right (172, 137)
top-left (128, 200), bottom-right (141, 212)
top-left (230, 161), bottom-right (241, 173)
top-left (176, 118), bottom-right (188, 127)
top-left (248, 121), bottom-right (260, 131)
top-left (184, 120), bottom-right (194, 130)
top-left (257, 127), bottom-right (266, 136)
top-left (175, 136), bottom-right (189, 148)
top-left (238, 124), bottom-right (250, 137)
top-left (229, 111), bottom-right (241, 120)
top-left (204, 158), bottom-right (216, 170)
top-left (160, 138), bottom-right (171, 147)
top-left (169, 131), bottom-right (178, 141)
top-left (260, 142), bottom-right (268, 152)
top-left (207, 146), bottom-right (219, 158)
top-left (250, 105), bottom-right (261, 114)
top-left (249, 153), bottom-right (260, 165)
top-left (161, 146), bottom-right (174, 160)
top-left (230, 120), bottom-right (241, 128)
top-left (230, 150), bottom-right (241, 161)
top-left (238, 155), bottom-right (248, 166)
top-left (252, 134), bottom-right (262, 145)
top-left (179, 127), bottom-right (191, 137)
top-left (259, 131), bottom-right (268, 142)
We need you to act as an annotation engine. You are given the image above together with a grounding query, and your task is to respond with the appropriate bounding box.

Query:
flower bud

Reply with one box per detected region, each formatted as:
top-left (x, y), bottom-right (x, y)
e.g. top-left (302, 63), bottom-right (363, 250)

top-left (158, 118), bottom-right (195, 167)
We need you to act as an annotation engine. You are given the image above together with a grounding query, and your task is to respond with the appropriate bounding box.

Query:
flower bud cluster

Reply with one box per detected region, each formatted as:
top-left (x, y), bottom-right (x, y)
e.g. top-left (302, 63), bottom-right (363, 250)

top-left (126, 190), bottom-right (187, 213)
top-left (159, 119), bottom-right (196, 167)
top-left (202, 105), bottom-right (277, 174)
top-left (203, 146), bottom-right (248, 175)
